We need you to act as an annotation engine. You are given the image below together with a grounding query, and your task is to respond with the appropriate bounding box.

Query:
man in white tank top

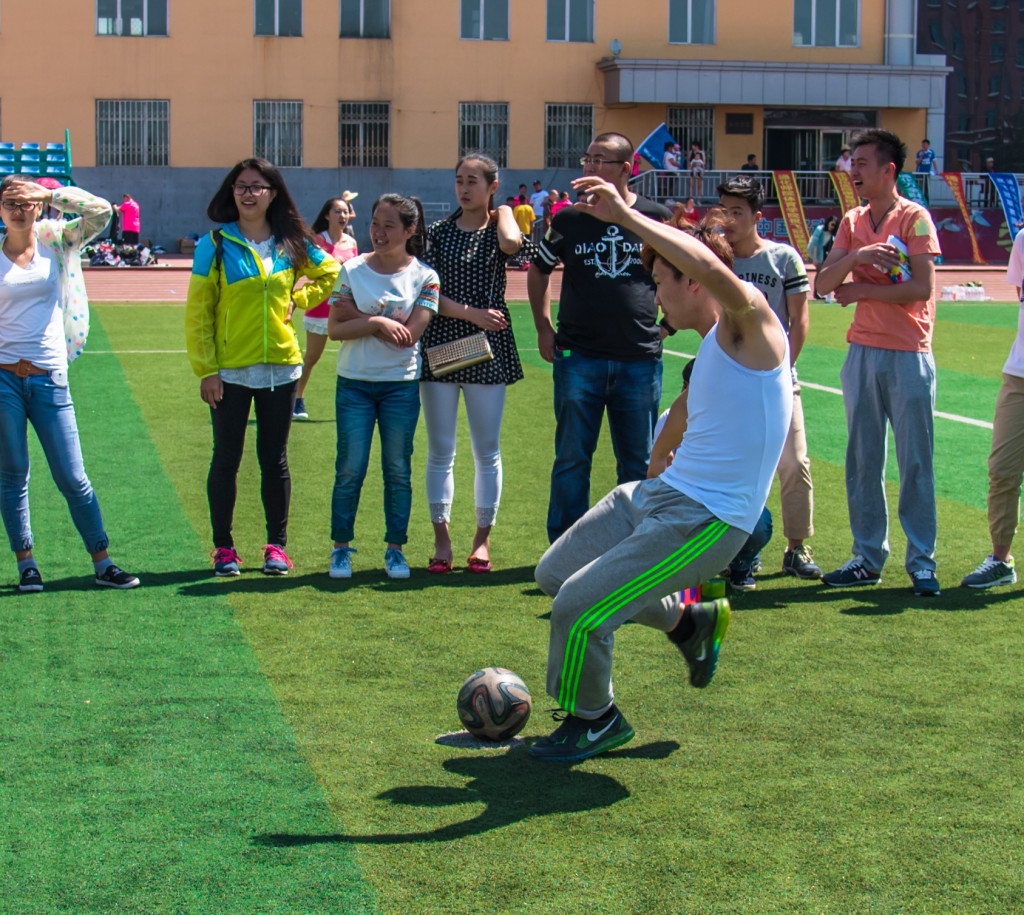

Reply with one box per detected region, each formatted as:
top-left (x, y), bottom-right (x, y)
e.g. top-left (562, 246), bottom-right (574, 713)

top-left (530, 176), bottom-right (792, 762)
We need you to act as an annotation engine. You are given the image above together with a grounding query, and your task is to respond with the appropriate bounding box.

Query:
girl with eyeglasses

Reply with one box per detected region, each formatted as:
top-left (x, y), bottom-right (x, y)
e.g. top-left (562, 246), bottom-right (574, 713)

top-left (418, 154), bottom-right (527, 574)
top-left (185, 158), bottom-right (340, 577)
top-left (0, 176), bottom-right (139, 592)
top-left (326, 194), bottom-right (439, 581)
top-left (290, 196), bottom-right (359, 421)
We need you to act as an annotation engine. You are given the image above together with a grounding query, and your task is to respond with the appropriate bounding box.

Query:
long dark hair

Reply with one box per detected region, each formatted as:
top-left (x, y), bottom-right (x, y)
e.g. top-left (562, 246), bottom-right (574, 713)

top-left (311, 197), bottom-right (349, 235)
top-left (447, 153), bottom-right (499, 223)
top-left (373, 193), bottom-right (426, 257)
top-left (206, 158), bottom-right (316, 267)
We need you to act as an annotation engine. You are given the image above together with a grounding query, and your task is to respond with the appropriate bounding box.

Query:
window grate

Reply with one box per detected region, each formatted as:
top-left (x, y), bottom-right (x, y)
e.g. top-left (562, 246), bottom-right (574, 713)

top-left (545, 103), bottom-right (593, 168)
top-left (254, 100), bottom-right (303, 167)
top-left (338, 102), bottom-right (390, 167)
top-left (667, 106), bottom-right (714, 169)
top-left (459, 103), bottom-right (509, 167)
top-left (96, 99), bottom-right (169, 166)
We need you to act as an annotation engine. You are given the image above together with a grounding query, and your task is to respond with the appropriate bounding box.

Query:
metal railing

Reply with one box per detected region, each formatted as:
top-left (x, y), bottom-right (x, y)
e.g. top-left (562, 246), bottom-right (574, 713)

top-left (630, 169), bottom-right (1022, 211)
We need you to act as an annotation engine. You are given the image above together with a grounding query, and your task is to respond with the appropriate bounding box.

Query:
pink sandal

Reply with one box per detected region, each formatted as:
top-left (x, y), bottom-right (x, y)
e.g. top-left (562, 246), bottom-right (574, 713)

top-left (467, 556), bottom-right (492, 573)
top-left (427, 557), bottom-right (453, 574)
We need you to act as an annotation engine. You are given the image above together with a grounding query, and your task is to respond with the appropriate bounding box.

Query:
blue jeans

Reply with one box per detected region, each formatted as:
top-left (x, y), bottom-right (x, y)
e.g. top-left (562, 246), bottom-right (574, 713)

top-left (728, 507), bottom-right (773, 573)
top-left (548, 351), bottom-right (662, 543)
top-left (0, 370), bottom-right (108, 554)
top-left (331, 377), bottom-right (420, 545)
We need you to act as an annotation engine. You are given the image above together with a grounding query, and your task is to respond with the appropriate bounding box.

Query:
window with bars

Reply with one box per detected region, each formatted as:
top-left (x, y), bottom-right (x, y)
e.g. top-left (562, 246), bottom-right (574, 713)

top-left (460, 0), bottom-right (509, 39)
top-left (338, 102), bottom-right (390, 166)
top-left (340, 0), bottom-right (389, 37)
top-left (254, 100), bottom-right (303, 167)
top-left (668, 0), bottom-right (714, 44)
top-left (545, 103), bottom-right (593, 168)
top-left (667, 106), bottom-right (714, 168)
top-left (793, 0), bottom-right (858, 47)
top-left (255, 0), bottom-right (301, 36)
top-left (96, 99), bottom-right (169, 166)
top-left (97, 0), bottom-right (168, 36)
top-left (458, 103), bottom-right (509, 166)
top-left (546, 0), bottom-right (594, 42)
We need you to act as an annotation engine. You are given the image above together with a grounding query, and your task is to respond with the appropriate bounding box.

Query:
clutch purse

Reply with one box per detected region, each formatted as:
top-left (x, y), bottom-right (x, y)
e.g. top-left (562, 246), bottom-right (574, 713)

top-left (424, 332), bottom-right (494, 377)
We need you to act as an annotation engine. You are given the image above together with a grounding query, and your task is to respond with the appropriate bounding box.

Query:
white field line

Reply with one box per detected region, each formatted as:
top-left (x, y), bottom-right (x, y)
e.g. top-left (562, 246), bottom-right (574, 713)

top-left (84, 345), bottom-right (996, 431)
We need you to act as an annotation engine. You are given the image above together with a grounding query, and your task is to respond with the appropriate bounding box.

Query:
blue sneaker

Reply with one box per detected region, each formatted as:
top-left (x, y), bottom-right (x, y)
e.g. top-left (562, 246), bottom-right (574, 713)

top-left (329, 546), bottom-right (356, 579)
top-left (911, 569), bottom-right (941, 596)
top-left (293, 397), bottom-right (309, 420)
top-left (212, 546), bottom-right (241, 577)
top-left (961, 555), bottom-right (1016, 589)
top-left (528, 705), bottom-right (635, 761)
top-left (262, 544), bottom-right (293, 575)
top-left (384, 547), bottom-right (410, 580)
top-left (727, 564), bottom-right (756, 592)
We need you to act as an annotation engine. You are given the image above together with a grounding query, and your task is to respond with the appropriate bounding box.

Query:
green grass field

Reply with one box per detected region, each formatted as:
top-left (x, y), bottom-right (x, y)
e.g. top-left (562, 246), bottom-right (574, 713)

top-left (1, 299), bottom-right (1023, 914)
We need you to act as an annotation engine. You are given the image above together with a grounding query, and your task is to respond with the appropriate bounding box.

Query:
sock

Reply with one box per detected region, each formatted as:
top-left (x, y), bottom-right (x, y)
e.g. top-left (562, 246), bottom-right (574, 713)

top-left (17, 558), bottom-right (38, 574)
top-left (93, 557), bottom-right (114, 575)
top-left (672, 608), bottom-right (697, 641)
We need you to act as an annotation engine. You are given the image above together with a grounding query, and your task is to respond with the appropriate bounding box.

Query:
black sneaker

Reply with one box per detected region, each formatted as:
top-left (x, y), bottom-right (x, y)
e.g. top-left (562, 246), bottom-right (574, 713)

top-left (95, 564), bottom-right (140, 589)
top-left (528, 705), bottom-right (635, 761)
top-left (293, 397), bottom-right (309, 420)
top-left (18, 566), bottom-right (43, 593)
top-left (666, 598), bottom-right (731, 688)
top-left (822, 556), bottom-right (880, 587)
top-left (727, 564), bottom-right (756, 592)
top-left (782, 545), bottom-right (822, 579)
top-left (911, 569), bottom-right (941, 596)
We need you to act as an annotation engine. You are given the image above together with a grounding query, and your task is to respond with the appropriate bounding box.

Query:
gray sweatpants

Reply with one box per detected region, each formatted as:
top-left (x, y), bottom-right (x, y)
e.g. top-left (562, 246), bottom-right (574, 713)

top-left (840, 342), bottom-right (937, 574)
top-left (535, 479), bottom-right (747, 719)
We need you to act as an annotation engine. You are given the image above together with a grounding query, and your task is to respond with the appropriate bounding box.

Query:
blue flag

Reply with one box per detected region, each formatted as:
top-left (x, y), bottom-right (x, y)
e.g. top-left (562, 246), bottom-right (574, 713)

top-left (988, 172), bottom-right (1024, 237)
top-left (636, 123), bottom-right (678, 169)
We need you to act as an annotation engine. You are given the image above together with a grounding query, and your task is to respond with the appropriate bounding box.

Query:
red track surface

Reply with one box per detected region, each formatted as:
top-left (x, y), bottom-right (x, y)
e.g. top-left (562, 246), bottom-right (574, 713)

top-left (83, 257), bottom-right (1015, 304)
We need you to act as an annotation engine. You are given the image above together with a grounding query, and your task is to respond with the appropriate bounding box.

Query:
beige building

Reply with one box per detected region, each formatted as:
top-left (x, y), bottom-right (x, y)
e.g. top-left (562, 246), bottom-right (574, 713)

top-left (0, 0), bottom-right (948, 243)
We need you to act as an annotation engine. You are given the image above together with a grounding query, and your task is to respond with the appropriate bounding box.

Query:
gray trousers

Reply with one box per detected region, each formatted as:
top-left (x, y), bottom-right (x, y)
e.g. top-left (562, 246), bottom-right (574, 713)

top-left (840, 342), bottom-right (937, 574)
top-left (535, 479), bottom-right (747, 719)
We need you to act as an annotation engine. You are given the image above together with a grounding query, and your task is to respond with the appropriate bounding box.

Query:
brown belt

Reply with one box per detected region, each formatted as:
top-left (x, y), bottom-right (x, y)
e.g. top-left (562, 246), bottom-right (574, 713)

top-left (0, 360), bottom-right (50, 378)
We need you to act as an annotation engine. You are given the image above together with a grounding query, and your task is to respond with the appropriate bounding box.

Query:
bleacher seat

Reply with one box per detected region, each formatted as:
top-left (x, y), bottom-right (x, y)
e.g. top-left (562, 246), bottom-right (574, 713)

top-left (19, 142), bottom-right (40, 150)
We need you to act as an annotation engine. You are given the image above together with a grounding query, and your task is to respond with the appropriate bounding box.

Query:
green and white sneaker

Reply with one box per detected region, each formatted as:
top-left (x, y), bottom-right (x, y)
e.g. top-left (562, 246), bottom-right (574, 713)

top-left (528, 705), bottom-right (635, 762)
top-left (666, 598), bottom-right (731, 688)
top-left (961, 554), bottom-right (1016, 589)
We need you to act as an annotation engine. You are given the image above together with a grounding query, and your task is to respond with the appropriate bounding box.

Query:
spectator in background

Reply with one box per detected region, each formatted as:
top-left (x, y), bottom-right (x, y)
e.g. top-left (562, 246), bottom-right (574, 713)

top-left (115, 193), bottom-right (140, 245)
top-left (834, 146), bottom-right (853, 173)
top-left (551, 190), bottom-right (571, 217)
top-left (984, 156), bottom-right (997, 208)
top-left (741, 154), bottom-right (759, 172)
top-left (680, 197), bottom-right (699, 224)
top-left (915, 139), bottom-right (936, 175)
top-left (687, 142), bottom-right (707, 200)
top-left (815, 129), bottom-right (942, 597)
top-left (513, 194), bottom-right (535, 241)
top-left (529, 180), bottom-right (548, 241)
top-left (807, 215), bottom-right (840, 298)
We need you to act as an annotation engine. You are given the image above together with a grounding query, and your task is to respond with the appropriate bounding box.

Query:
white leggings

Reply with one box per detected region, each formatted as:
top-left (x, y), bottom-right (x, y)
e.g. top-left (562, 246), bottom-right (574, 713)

top-left (420, 381), bottom-right (506, 527)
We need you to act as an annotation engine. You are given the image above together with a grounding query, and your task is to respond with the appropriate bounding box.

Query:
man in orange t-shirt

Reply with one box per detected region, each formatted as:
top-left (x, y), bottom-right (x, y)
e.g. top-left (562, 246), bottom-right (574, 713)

top-left (815, 128), bottom-right (942, 596)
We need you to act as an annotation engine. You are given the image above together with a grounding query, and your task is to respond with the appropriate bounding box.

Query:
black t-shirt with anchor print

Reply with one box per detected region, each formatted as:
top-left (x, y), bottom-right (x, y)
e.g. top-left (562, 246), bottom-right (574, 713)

top-left (532, 194), bottom-right (671, 361)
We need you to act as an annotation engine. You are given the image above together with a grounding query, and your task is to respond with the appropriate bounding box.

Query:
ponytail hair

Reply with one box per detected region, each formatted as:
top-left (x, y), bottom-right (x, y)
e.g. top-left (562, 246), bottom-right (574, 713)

top-left (447, 153), bottom-right (500, 223)
top-left (373, 193), bottom-right (426, 257)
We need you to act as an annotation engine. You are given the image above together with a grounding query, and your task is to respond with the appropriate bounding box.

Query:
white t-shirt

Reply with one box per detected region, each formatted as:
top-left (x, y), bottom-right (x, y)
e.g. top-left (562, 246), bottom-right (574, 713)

top-left (660, 307), bottom-right (792, 534)
top-left (835, 155), bottom-right (853, 173)
top-left (1003, 230), bottom-right (1024, 377)
top-left (334, 254), bottom-right (440, 382)
top-left (0, 244), bottom-right (68, 371)
top-left (530, 190), bottom-right (548, 217)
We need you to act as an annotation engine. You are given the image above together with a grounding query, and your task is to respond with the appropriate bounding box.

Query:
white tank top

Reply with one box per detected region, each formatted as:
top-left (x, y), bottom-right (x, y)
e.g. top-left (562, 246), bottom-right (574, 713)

top-left (661, 314), bottom-right (792, 533)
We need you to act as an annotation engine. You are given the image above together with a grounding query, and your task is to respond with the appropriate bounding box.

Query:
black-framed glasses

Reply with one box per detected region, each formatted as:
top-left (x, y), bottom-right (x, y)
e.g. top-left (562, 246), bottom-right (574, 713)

top-left (0, 200), bottom-right (38, 212)
top-left (579, 156), bottom-right (628, 168)
top-left (232, 183), bottom-right (273, 196)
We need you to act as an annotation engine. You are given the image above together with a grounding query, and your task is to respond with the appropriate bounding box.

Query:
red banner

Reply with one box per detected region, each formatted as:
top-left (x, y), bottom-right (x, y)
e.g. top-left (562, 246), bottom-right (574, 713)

top-left (829, 170), bottom-right (860, 213)
top-left (940, 172), bottom-right (987, 265)
top-left (771, 171), bottom-right (811, 260)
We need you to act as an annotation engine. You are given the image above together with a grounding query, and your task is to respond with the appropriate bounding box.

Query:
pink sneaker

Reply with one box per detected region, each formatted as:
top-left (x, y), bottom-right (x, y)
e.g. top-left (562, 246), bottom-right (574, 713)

top-left (262, 544), bottom-right (293, 575)
top-left (212, 546), bottom-right (241, 576)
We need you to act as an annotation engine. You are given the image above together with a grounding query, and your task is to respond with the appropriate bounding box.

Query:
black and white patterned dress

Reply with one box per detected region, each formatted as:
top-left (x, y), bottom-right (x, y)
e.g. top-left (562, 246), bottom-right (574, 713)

top-left (420, 219), bottom-right (528, 385)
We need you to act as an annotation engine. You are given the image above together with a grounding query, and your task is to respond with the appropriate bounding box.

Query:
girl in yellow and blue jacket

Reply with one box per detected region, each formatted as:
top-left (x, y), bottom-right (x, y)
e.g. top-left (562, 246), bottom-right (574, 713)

top-left (185, 158), bottom-right (339, 577)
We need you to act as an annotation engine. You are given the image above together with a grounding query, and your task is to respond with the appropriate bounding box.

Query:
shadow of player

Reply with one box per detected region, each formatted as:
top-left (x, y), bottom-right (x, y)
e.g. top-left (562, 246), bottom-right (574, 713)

top-left (254, 740), bottom-right (679, 846)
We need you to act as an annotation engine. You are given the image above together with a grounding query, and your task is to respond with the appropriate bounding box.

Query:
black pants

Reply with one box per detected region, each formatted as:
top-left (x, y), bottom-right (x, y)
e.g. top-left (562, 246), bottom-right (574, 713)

top-left (208, 380), bottom-right (295, 549)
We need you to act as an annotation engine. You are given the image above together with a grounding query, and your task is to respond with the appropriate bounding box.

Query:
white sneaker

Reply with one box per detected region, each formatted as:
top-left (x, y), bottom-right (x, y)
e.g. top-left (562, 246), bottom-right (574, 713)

top-left (329, 546), bottom-right (355, 579)
top-left (384, 547), bottom-right (410, 579)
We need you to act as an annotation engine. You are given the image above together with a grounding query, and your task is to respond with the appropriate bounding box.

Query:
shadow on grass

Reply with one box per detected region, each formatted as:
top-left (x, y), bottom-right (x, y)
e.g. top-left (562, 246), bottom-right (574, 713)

top-left (0, 567), bottom-right (212, 597)
top-left (253, 740), bottom-right (678, 846)
top-left (177, 564), bottom-right (538, 597)
top-left (726, 573), bottom-right (1019, 615)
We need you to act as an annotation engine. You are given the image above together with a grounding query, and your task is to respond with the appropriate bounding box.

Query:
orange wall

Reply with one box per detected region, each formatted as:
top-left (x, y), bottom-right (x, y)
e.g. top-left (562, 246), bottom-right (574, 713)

top-left (0, 0), bottom-right (898, 169)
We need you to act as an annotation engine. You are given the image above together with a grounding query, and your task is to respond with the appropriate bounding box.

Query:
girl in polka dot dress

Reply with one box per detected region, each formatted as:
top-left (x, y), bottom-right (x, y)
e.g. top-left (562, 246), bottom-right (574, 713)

top-left (420, 154), bottom-right (529, 573)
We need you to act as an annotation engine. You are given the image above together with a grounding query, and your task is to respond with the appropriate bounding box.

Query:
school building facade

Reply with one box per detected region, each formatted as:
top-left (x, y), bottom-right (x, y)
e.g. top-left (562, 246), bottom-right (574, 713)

top-left (0, 0), bottom-right (948, 245)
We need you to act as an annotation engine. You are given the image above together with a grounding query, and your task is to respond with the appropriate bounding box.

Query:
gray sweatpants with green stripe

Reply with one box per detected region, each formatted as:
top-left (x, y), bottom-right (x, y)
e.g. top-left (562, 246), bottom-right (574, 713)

top-left (536, 479), bottom-right (748, 719)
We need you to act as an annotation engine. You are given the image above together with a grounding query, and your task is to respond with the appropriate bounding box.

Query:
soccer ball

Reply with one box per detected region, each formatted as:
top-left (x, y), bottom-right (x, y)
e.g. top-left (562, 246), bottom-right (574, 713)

top-left (456, 667), bottom-right (532, 740)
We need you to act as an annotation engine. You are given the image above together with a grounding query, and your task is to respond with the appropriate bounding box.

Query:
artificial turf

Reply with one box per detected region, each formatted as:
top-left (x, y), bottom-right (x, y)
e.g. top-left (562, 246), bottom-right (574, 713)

top-left (2, 298), bottom-right (1023, 913)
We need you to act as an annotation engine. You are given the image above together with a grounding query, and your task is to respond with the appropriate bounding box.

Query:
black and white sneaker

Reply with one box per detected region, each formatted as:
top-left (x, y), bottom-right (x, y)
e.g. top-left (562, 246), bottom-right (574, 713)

top-left (666, 598), bottom-right (731, 689)
top-left (528, 705), bottom-right (635, 761)
top-left (95, 564), bottom-right (141, 589)
top-left (18, 567), bottom-right (43, 593)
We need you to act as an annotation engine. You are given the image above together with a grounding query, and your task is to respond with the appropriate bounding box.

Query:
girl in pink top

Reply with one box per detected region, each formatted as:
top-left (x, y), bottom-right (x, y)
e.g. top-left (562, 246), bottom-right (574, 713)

top-left (292, 196), bottom-right (358, 419)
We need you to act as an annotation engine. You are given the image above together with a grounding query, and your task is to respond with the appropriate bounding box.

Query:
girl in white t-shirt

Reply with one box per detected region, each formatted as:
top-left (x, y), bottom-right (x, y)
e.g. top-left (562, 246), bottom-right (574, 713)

top-left (327, 194), bottom-right (439, 580)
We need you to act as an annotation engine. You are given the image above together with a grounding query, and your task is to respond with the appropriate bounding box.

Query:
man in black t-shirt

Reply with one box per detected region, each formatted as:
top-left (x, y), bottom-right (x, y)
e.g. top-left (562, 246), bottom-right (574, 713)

top-left (529, 132), bottom-right (672, 542)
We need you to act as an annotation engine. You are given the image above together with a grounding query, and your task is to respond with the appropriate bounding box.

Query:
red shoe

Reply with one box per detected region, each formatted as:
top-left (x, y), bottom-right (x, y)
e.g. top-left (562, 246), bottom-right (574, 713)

top-left (427, 557), bottom-right (453, 574)
top-left (467, 556), bottom-right (492, 573)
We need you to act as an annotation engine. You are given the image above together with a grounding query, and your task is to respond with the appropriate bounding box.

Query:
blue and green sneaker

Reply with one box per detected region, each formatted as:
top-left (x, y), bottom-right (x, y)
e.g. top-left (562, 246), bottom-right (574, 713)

top-left (666, 598), bottom-right (731, 688)
top-left (528, 705), bottom-right (635, 762)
